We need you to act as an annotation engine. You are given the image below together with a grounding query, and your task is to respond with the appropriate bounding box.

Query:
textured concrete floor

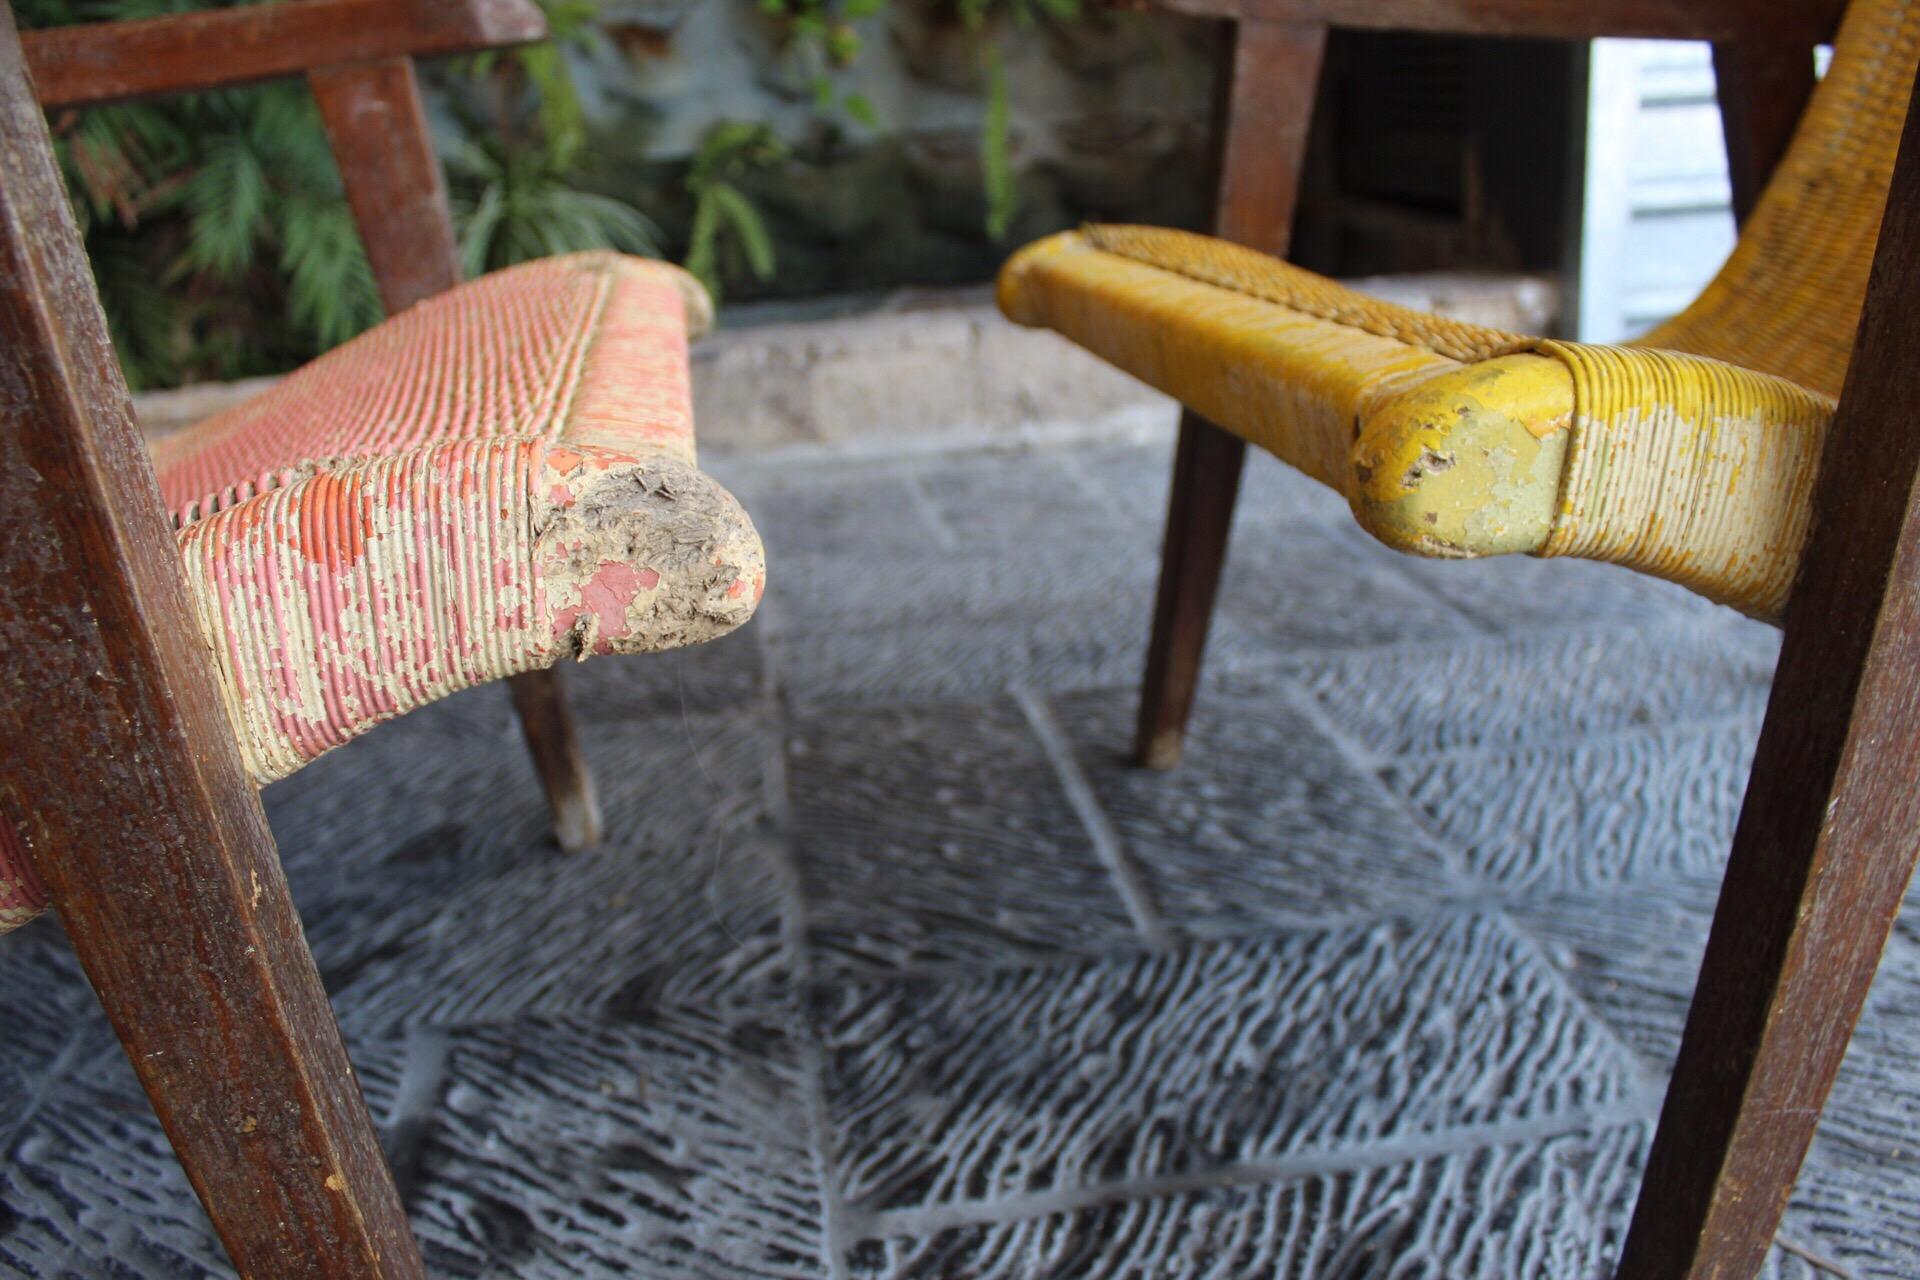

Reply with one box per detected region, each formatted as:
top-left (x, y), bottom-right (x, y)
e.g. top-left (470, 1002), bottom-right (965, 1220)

top-left (4, 428), bottom-right (1919, 1278)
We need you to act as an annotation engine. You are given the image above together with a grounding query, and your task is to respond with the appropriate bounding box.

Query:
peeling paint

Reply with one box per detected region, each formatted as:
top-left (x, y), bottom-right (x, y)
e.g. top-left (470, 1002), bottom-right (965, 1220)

top-left (1000, 228), bottom-right (1837, 626)
top-left (113, 252), bottom-right (762, 812)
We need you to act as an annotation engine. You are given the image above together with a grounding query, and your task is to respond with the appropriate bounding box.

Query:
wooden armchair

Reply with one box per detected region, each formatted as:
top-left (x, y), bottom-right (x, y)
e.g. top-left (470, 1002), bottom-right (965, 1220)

top-left (22, 0), bottom-right (643, 855)
top-left (0, 3), bottom-right (761, 1275)
top-left (1001, 0), bottom-right (1919, 1276)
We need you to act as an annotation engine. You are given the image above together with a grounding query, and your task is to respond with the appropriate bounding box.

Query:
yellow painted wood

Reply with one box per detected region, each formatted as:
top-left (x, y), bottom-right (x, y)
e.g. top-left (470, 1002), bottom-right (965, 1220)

top-left (1350, 354), bottom-right (1571, 560)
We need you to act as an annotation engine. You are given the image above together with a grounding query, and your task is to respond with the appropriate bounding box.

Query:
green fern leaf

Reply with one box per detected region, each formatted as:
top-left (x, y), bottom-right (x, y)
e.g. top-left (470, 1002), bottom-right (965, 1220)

top-left (278, 198), bottom-right (380, 348)
top-left (981, 42), bottom-right (1016, 240)
top-left (181, 130), bottom-right (269, 282)
top-left (710, 183), bottom-right (777, 281)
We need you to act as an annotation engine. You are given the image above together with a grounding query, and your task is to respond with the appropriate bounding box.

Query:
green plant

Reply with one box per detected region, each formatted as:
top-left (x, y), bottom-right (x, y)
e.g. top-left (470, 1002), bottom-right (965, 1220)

top-left (764, 0), bottom-right (1085, 239)
top-left (682, 122), bottom-right (786, 300)
top-left (442, 0), bottom-right (665, 273)
top-left (448, 138), bottom-right (663, 276)
top-left (949, 0), bottom-right (1079, 29)
top-left (451, 0), bottom-right (620, 171)
top-left (47, 70), bottom-right (384, 387)
top-left (952, 0), bottom-right (1081, 239)
top-left (756, 0), bottom-right (882, 126)
top-left (24, 0), bottom-right (663, 389)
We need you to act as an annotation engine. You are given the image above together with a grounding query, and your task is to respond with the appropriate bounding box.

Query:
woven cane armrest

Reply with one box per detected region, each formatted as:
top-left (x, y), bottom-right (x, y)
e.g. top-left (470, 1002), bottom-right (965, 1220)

top-left (1001, 226), bottom-right (1830, 621)
top-left (0, 253), bottom-right (760, 936)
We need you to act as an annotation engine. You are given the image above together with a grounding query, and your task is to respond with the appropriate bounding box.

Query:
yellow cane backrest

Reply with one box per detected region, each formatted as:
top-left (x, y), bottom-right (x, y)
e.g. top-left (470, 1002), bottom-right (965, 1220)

top-left (1640, 0), bottom-right (1920, 398)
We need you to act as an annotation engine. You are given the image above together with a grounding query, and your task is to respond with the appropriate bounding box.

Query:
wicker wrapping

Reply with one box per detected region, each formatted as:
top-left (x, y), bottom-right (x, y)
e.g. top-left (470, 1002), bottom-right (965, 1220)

top-left (1537, 342), bottom-right (1836, 617)
top-left (0, 253), bottom-right (760, 937)
top-left (999, 232), bottom-right (1463, 489)
top-left (999, 0), bottom-right (1919, 627)
top-left (1642, 0), bottom-right (1920, 398)
top-left (1081, 223), bottom-right (1535, 364)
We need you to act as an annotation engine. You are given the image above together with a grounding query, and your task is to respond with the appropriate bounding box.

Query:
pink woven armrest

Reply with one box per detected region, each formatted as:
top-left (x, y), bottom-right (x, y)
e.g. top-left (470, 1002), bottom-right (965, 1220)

top-left (160, 252), bottom-right (759, 782)
top-left (177, 438), bottom-right (761, 781)
top-left (152, 252), bottom-right (712, 521)
top-left (0, 253), bottom-right (758, 936)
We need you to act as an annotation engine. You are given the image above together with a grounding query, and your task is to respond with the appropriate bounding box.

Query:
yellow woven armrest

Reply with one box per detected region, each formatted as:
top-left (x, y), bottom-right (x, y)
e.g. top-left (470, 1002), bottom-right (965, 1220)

top-left (999, 225), bottom-right (1835, 622)
top-left (1354, 344), bottom-right (1832, 621)
top-left (999, 230), bottom-right (1480, 490)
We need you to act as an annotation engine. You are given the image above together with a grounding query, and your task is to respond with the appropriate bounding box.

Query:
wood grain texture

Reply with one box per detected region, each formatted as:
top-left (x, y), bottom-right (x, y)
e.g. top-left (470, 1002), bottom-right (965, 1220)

top-left (508, 667), bottom-right (605, 853)
top-left (0, 11), bottom-right (422, 1278)
top-left (312, 50), bottom-right (606, 852)
top-left (1618, 75), bottom-right (1920, 1280)
top-left (1135, 20), bottom-right (1326, 769)
top-left (1123, 0), bottom-right (1844, 43)
top-left (309, 57), bottom-right (462, 315)
top-left (1210, 22), bottom-right (1327, 256)
top-left (1713, 42), bottom-right (1819, 228)
top-left (21, 0), bottom-right (546, 108)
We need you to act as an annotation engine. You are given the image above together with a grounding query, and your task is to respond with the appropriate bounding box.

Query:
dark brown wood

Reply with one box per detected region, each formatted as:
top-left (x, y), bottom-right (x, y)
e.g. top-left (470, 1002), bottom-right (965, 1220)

top-left (311, 51), bottom-right (606, 851)
top-left (1617, 83), bottom-right (1920, 1280)
top-left (0, 10), bottom-right (422, 1278)
top-left (309, 57), bottom-right (463, 313)
top-left (1125, 0), bottom-right (1843, 44)
top-left (22, 0), bottom-right (546, 108)
top-left (1138, 421), bottom-right (1250, 769)
top-left (1712, 41), bottom-right (1819, 228)
top-left (1208, 22), bottom-right (1328, 255)
top-left (1135, 19), bottom-right (1326, 769)
top-left (509, 667), bottom-right (605, 852)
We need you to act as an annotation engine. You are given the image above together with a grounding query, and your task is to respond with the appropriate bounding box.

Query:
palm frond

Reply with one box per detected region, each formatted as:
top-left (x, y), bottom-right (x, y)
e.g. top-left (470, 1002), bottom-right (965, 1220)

top-left (179, 129), bottom-right (268, 282)
top-left (89, 234), bottom-right (184, 391)
top-left (277, 197), bottom-right (381, 348)
top-left (450, 138), bottom-right (662, 274)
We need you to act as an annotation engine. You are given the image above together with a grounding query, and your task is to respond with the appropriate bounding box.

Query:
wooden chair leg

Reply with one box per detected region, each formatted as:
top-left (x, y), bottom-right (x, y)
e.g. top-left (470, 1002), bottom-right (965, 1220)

top-left (0, 16), bottom-right (422, 1273)
top-left (1133, 18), bottom-right (1326, 768)
top-left (59, 847), bottom-right (425, 1280)
top-left (1617, 91), bottom-right (1920, 1280)
top-left (1137, 414), bottom-right (1248, 767)
top-left (315, 56), bottom-right (604, 849)
top-left (509, 668), bottom-right (604, 851)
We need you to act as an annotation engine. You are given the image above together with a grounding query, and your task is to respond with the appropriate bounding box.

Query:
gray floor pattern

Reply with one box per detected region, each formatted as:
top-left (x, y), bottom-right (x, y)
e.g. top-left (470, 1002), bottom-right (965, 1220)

top-left (4, 432), bottom-right (1918, 1278)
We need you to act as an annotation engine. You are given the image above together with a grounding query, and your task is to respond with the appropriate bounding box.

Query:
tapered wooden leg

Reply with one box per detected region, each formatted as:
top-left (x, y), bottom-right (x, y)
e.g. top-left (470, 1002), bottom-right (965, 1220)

top-left (1617, 91), bottom-right (1920, 1280)
top-left (0, 16), bottom-right (422, 1274)
top-left (1137, 414), bottom-right (1248, 767)
top-left (509, 668), bottom-right (604, 851)
top-left (315, 57), bottom-right (604, 849)
top-left (59, 843), bottom-right (426, 1280)
top-left (1133, 18), bottom-right (1326, 768)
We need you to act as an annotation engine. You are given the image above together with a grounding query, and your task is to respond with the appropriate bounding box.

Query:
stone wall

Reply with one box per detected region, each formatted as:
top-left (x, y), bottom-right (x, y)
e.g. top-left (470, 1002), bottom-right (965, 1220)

top-left (565, 1), bottom-right (1220, 299)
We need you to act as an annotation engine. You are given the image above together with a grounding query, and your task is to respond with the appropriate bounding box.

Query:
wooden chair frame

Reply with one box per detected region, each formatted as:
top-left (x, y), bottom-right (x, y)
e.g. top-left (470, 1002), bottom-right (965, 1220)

top-left (0, 2), bottom-right (613, 1274)
top-left (1129, 2), bottom-right (1920, 1276)
top-left (5, 0), bottom-right (1915, 1274)
top-left (22, 0), bottom-right (609, 853)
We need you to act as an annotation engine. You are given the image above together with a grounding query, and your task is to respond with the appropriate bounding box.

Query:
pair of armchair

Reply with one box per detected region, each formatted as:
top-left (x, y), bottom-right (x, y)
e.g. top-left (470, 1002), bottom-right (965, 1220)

top-left (2, 0), bottom-right (1917, 1277)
